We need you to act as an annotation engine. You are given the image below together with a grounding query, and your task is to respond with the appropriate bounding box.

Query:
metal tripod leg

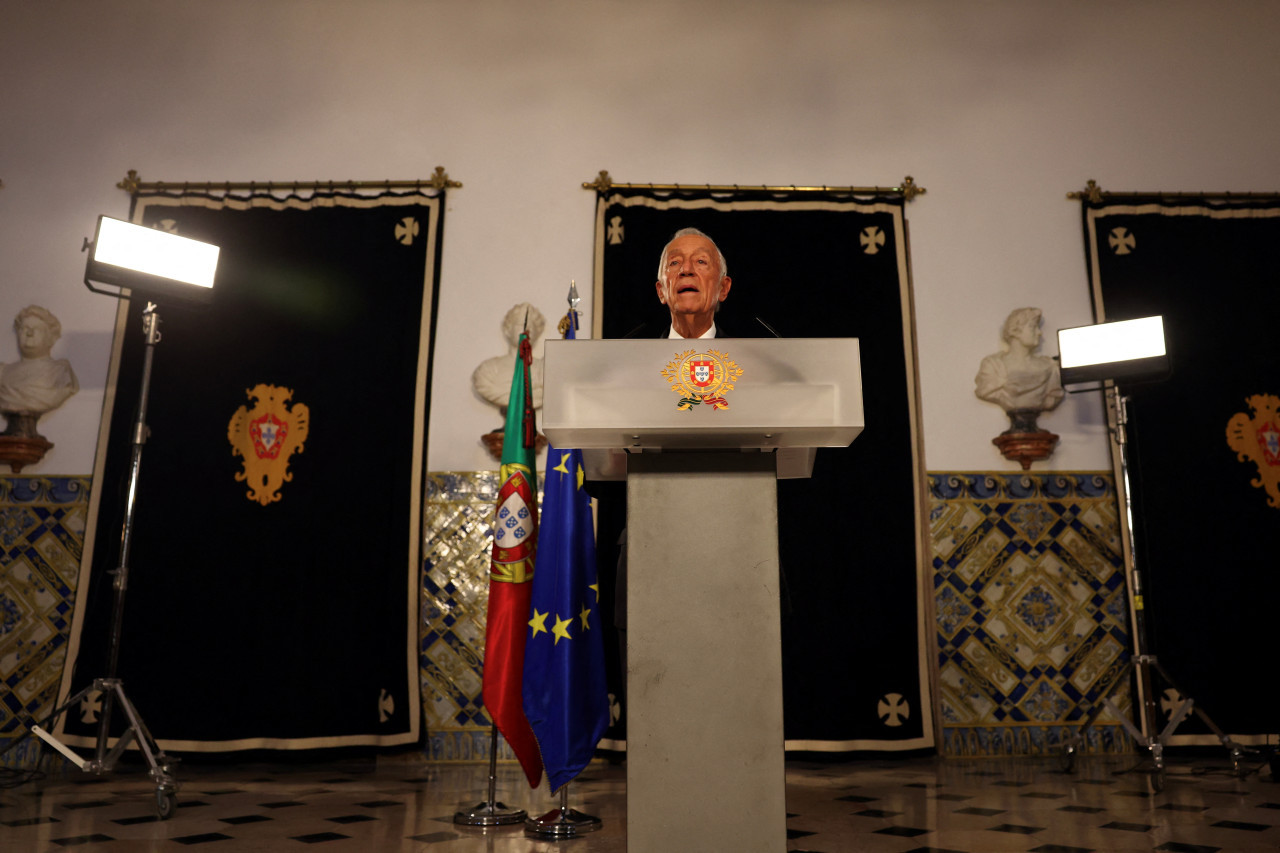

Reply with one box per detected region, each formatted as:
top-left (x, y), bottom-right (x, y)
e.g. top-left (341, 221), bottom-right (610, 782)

top-left (11, 677), bottom-right (180, 819)
top-left (1060, 653), bottom-right (1250, 791)
top-left (102, 680), bottom-right (179, 818)
top-left (2, 680), bottom-right (99, 759)
top-left (5, 680), bottom-right (104, 769)
top-left (1058, 658), bottom-right (1146, 773)
top-left (1060, 654), bottom-right (1170, 789)
top-left (1148, 659), bottom-right (1254, 777)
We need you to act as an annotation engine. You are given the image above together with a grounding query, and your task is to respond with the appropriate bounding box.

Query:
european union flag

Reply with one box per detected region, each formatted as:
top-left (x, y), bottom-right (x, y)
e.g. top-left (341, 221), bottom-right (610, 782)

top-left (521, 442), bottom-right (610, 791)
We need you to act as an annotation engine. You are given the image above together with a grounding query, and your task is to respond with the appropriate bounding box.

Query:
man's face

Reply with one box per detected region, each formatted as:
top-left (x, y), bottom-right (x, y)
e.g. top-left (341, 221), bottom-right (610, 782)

top-left (16, 317), bottom-right (54, 359)
top-left (655, 234), bottom-right (731, 319)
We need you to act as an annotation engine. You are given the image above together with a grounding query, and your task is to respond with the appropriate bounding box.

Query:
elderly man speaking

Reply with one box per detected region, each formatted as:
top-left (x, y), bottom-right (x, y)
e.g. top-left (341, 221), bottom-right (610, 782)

top-left (654, 227), bottom-right (732, 339)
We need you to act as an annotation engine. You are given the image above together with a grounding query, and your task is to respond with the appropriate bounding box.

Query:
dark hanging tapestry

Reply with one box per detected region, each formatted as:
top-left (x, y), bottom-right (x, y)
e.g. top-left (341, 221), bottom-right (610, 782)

top-left (592, 187), bottom-right (934, 752)
top-left (55, 189), bottom-right (443, 750)
top-left (1082, 199), bottom-right (1280, 744)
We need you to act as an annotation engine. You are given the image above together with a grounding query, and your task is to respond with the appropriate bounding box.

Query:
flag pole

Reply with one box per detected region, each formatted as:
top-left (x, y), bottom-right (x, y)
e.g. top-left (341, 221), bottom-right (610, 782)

top-left (453, 723), bottom-right (527, 826)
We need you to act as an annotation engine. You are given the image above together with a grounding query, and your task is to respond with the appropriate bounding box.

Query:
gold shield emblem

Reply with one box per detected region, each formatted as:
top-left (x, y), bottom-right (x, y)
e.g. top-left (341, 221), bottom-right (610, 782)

top-left (1226, 393), bottom-right (1280, 510)
top-left (227, 384), bottom-right (311, 505)
top-left (661, 348), bottom-right (743, 410)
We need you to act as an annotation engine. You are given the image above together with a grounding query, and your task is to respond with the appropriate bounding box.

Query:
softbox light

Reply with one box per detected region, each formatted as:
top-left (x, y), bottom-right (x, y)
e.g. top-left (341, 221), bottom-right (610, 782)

top-left (1057, 315), bottom-right (1168, 385)
top-left (84, 215), bottom-right (220, 305)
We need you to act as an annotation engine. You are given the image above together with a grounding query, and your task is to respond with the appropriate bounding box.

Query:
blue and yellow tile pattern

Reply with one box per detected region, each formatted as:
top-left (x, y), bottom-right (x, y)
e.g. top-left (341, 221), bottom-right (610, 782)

top-left (3, 471), bottom-right (1138, 766)
top-left (0, 477), bottom-right (89, 770)
top-left (420, 472), bottom-right (543, 763)
top-left (929, 473), bottom-right (1134, 756)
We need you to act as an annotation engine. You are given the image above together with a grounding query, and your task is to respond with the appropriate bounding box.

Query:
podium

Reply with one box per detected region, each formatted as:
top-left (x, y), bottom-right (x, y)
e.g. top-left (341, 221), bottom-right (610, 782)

top-left (543, 338), bottom-right (863, 853)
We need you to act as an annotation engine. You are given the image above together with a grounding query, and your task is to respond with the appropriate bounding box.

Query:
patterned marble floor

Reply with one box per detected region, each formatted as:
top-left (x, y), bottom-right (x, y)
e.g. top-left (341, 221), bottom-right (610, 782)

top-left (0, 750), bottom-right (1276, 852)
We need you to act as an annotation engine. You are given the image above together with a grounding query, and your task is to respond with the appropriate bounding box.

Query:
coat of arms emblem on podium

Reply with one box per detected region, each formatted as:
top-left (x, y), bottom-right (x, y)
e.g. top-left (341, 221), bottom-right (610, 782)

top-left (661, 348), bottom-right (743, 410)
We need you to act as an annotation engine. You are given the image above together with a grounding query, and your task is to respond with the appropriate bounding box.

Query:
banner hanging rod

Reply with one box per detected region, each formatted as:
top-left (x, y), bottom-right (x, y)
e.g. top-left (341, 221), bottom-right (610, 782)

top-left (117, 166), bottom-right (461, 195)
top-left (1069, 178), bottom-right (1280, 202)
top-left (583, 170), bottom-right (925, 201)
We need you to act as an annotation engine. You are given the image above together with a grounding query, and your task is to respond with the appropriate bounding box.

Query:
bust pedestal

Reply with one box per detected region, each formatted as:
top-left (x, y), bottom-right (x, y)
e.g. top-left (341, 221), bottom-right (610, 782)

top-left (0, 435), bottom-right (53, 473)
top-left (0, 413), bottom-right (52, 472)
top-left (993, 430), bottom-right (1058, 470)
top-left (991, 407), bottom-right (1059, 470)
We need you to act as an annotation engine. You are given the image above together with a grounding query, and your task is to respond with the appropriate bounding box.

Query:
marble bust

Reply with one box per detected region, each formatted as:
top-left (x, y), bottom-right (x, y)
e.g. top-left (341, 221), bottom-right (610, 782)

top-left (0, 306), bottom-right (79, 436)
top-left (471, 302), bottom-right (546, 414)
top-left (975, 307), bottom-right (1063, 432)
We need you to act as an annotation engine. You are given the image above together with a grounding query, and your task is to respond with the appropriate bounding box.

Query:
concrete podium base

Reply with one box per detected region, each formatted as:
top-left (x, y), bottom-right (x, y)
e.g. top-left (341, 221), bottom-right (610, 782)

top-left (625, 451), bottom-right (786, 852)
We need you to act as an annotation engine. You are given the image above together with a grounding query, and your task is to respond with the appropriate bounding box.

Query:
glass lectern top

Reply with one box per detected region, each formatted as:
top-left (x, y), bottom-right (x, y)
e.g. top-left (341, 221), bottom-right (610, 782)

top-left (542, 338), bottom-right (863, 451)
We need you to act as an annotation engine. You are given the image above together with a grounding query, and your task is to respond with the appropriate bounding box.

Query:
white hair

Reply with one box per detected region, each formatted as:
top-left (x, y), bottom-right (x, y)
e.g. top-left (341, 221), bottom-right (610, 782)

top-left (657, 227), bottom-right (728, 286)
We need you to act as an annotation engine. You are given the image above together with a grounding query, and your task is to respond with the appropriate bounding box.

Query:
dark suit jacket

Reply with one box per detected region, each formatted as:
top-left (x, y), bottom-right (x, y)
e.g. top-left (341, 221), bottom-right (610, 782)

top-left (618, 316), bottom-right (779, 340)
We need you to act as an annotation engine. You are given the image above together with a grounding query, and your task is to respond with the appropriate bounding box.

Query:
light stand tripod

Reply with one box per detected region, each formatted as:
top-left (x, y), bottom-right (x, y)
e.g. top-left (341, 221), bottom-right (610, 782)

top-left (1059, 382), bottom-right (1247, 789)
top-left (4, 302), bottom-right (179, 817)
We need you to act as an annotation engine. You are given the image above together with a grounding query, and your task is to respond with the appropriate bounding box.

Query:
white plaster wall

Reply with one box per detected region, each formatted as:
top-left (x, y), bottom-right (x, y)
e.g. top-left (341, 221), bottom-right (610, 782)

top-left (3, 0), bottom-right (1278, 476)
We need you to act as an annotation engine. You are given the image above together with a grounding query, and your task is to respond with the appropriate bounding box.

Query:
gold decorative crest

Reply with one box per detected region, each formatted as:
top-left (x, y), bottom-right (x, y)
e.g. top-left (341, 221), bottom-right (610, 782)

top-left (1226, 393), bottom-right (1280, 510)
top-left (227, 384), bottom-right (311, 505)
top-left (660, 348), bottom-right (743, 410)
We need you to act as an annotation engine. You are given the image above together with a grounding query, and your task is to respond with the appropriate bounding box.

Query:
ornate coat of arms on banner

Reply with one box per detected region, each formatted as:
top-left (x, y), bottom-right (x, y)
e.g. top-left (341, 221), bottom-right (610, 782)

top-left (227, 383), bottom-right (311, 505)
top-left (661, 348), bottom-right (743, 410)
top-left (1226, 392), bottom-right (1280, 509)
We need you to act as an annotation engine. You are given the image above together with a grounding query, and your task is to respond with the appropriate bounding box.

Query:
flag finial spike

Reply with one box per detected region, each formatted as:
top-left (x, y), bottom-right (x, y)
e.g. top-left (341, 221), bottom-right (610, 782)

top-left (559, 280), bottom-right (581, 340)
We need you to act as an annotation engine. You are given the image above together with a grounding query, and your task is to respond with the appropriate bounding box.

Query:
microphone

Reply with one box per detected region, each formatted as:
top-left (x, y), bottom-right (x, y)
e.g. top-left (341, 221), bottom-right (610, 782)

top-left (754, 316), bottom-right (782, 338)
top-left (620, 322), bottom-right (649, 339)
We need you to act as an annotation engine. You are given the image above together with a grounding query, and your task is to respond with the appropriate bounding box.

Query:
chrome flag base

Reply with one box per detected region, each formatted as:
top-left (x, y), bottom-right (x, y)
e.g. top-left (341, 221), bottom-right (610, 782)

top-left (453, 800), bottom-right (528, 826)
top-left (525, 784), bottom-right (601, 838)
top-left (525, 806), bottom-right (602, 838)
top-left (453, 723), bottom-right (528, 826)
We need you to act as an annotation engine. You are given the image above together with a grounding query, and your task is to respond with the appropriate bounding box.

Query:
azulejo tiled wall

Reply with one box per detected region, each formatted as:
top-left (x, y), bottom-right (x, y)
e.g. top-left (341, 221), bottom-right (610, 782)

top-left (0, 476), bottom-right (89, 770)
top-left (421, 471), bottom-right (1140, 760)
top-left (0, 472), bottom-right (515, 769)
top-left (929, 472), bottom-right (1134, 757)
top-left (3, 471), bottom-right (1138, 767)
top-left (420, 472), bottom-right (534, 763)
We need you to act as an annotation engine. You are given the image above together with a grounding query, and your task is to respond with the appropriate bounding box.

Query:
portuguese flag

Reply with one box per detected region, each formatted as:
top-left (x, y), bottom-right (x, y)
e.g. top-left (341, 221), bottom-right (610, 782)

top-left (480, 329), bottom-right (543, 787)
